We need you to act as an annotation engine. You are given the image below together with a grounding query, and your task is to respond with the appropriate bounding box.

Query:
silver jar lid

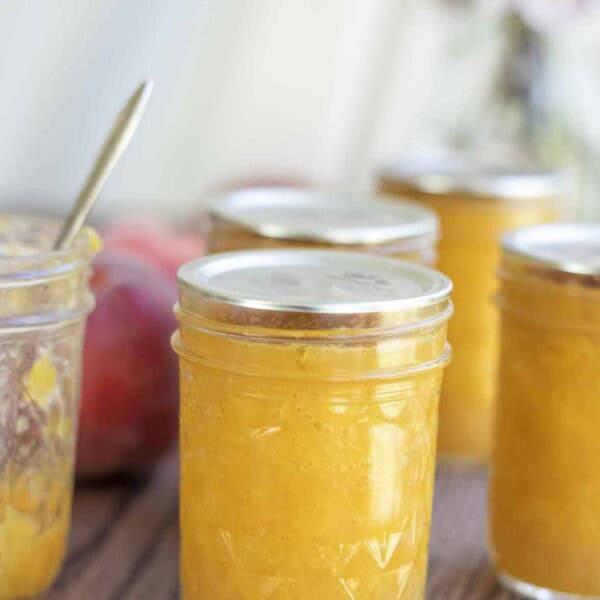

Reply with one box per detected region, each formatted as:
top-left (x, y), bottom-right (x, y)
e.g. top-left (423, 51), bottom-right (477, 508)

top-left (178, 249), bottom-right (451, 315)
top-left (208, 187), bottom-right (438, 245)
top-left (380, 157), bottom-right (567, 200)
top-left (503, 223), bottom-right (600, 276)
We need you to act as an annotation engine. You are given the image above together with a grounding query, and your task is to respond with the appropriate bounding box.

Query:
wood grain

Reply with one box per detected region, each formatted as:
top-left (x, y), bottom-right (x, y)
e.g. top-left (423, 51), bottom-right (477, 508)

top-left (51, 454), bottom-right (521, 599)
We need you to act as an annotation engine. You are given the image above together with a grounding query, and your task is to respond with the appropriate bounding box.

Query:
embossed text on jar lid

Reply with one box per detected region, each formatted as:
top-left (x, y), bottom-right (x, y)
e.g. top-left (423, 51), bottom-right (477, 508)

top-left (503, 223), bottom-right (600, 276)
top-left (178, 249), bottom-right (451, 314)
top-left (379, 156), bottom-right (567, 200)
top-left (209, 187), bottom-right (438, 244)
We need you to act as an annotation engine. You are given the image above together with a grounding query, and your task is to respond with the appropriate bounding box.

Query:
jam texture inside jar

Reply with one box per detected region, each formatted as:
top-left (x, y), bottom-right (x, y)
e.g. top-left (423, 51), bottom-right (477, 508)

top-left (173, 249), bottom-right (452, 599)
top-left (379, 160), bottom-right (562, 461)
top-left (207, 186), bottom-right (439, 265)
top-left (490, 223), bottom-right (600, 598)
top-left (0, 215), bottom-right (99, 599)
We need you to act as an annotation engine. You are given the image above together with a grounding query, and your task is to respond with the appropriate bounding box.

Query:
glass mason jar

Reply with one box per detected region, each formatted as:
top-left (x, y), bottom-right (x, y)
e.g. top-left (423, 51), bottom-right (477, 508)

top-left (379, 160), bottom-right (563, 461)
top-left (173, 249), bottom-right (452, 599)
top-left (490, 223), bottom-right (600, 599)
top-left (207, 186), bottom-right (439, 265)
top-left (0, 215), bottom-right (99, 599)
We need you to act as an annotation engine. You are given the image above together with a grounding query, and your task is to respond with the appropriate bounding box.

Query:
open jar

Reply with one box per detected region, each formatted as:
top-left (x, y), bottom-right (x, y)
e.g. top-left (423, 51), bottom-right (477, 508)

top-left (379, 160), bottom-right (563, 461)
top-left (0, 215), bottom-right (99, 599)
top-left (490, 223), bottom-right (600, 599)
top-left (207, 187), bottom-right (439, 265)
top-left (173, 249), bottom-right (452, 599)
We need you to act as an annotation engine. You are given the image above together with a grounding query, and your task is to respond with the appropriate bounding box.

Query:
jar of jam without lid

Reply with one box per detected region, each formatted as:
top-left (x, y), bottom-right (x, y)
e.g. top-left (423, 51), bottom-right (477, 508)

top-left (0, 215), bottom-right (99, 599)
top-left (173, 249), bottom-right (452, 599)
top-left (207, 186), bottom-right (439, 265)
top-left (490, 223), bottom-right (600, 600)
top-left (379, 160), bottom-right (563, 461)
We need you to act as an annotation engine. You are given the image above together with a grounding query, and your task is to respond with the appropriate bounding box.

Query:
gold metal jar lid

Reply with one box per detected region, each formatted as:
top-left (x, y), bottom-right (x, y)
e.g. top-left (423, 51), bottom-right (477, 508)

top-left (208, 187), bottom-right (438, 245)
top-left (502, 223), bottom-right (600, 277)
top-left (177, 249), bottom-right (452, 331)
top-left (379, 156), bottom-right (567, 200)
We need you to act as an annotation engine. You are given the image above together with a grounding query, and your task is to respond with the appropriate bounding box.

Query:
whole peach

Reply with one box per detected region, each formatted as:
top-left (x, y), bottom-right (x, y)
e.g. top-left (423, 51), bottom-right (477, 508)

top-left (76, 250), bottom-right (178, 478)
top-left (102, 217), bottom-right (206, 280)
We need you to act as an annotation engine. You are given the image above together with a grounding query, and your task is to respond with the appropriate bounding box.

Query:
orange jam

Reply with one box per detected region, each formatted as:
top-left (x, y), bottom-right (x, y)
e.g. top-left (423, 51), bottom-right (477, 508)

top-left (0, 351), bottom-right (77, 600)
top-left (490, 224), bottom-right (600, 598)
top-left (173, 250), bottom-right (452, 599)
top-left (0, 216), bottom-right (98, 599)
top-left (380, 162), bottom-right (561, 461)
top-left (206, 186), bottom-right (438, 265)
top-left (0, 473), bottom-right (72, 600)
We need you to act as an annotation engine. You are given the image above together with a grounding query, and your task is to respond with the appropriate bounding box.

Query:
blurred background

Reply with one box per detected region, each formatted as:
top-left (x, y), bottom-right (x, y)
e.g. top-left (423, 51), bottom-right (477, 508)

top-left (1, 0), bottom-right (600, 219)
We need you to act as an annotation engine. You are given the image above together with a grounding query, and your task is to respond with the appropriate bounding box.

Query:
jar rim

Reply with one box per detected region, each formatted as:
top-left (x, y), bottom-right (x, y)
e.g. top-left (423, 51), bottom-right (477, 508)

top-left (175, 297), bottom-right (453, 341)
top-left (0, 214), bottom-right (99, 328)
top-left (172, 329), bottom-right (452, 381)
top-left (0, 214), bottom-right (100, 284)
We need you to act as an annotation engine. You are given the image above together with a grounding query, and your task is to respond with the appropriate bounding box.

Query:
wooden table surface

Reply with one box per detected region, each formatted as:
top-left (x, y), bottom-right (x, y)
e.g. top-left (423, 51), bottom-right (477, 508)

top-left (50, 454), bottom-right (522, 600)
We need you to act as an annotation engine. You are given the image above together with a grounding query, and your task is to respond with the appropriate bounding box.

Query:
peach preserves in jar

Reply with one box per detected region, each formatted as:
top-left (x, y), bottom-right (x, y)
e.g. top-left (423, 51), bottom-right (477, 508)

top-left (380, 160), bottom-right (562, 461)
top-left (0, 215), bottom-right (99, 599)
top-left (490, 223), bottom-right (600, 599)
top-left (173, 249), bottom-right (452, 599)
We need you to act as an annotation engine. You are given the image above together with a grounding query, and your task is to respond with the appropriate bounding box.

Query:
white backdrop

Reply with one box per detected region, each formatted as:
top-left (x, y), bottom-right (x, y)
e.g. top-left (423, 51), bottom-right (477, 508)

top-left (0, 0), bottom-right (405, 220)
top-left (0, 1), bottom-right (599, 220)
